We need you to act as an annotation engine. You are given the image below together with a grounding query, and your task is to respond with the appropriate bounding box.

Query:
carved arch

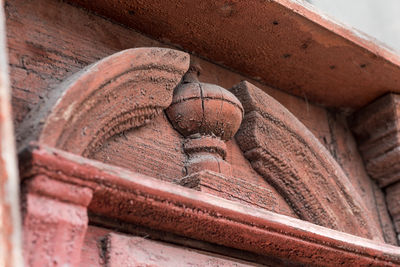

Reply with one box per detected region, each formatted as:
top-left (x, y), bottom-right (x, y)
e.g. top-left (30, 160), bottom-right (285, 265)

top-left (17, 46), bottom-right (382, 240)
top-left (232, 81), bottom-right (382, 240)
top-left (17, 47), bottom-right (190, 156)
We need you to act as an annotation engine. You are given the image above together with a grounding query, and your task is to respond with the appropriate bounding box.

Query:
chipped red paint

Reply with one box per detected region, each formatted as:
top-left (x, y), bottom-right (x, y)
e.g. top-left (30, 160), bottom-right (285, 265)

top-left (19, 144), bottom-right (400, 266)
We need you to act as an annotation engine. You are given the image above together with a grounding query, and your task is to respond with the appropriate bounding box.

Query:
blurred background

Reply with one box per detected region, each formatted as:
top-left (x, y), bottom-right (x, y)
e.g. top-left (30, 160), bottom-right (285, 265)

top-left (305, 0), bottom-right (400, 52)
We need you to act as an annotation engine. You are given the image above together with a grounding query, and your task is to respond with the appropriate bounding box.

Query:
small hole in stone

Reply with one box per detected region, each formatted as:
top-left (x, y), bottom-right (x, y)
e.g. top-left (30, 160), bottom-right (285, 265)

top-left (283, 54), bottom-right (291, 58)
top-left (360, 64), bottom-right (367, 68)
top-left (301, 43), bottom-right (308, 49)
top-left (273, 21), bottom-right (279, 25)
top-left (128, 10), bottom-right (135, 15)
top-left (329, 65), bottom-right (336, 70)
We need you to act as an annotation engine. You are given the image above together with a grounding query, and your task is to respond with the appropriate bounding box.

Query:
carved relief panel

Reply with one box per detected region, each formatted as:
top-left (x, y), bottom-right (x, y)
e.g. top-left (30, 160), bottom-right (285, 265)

top-left (17, 47), bottom-right (399, 266)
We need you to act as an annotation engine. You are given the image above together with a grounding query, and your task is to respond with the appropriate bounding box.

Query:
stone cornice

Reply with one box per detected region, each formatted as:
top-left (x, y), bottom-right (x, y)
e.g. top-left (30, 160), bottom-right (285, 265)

top-left (19, 143), bottom-right (400, 266)
top-left (67, 0), bottom-right (400, 109)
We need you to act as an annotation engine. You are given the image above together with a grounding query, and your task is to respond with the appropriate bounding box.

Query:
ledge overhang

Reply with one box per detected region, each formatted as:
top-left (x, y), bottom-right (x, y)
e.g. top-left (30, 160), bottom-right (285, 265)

top-left (67, 0), bottom-right (400, 109)
top-left (19, 144), bottom-right (400, 266)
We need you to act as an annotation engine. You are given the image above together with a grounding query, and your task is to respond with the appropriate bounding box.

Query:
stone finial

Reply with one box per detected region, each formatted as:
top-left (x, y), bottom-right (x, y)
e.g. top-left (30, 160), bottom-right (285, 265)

top-left (166, 67), bottom-right (243, 176)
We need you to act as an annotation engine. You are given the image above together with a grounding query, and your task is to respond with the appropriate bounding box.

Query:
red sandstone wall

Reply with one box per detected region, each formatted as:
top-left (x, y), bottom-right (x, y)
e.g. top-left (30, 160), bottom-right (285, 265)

top-left (5, 0), bottom-right (395, 243)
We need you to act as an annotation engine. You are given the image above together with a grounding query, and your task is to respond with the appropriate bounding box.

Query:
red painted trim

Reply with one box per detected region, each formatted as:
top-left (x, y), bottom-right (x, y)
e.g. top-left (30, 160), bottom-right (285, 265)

top-left (20, 144), bottom-right (400, 266)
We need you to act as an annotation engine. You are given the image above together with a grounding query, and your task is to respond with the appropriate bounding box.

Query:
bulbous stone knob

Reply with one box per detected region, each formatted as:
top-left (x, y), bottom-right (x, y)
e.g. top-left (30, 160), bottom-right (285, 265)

top-left (166, 80), bottom-right (244, 141)
top-left (167, 67), bottom-right (244, 178)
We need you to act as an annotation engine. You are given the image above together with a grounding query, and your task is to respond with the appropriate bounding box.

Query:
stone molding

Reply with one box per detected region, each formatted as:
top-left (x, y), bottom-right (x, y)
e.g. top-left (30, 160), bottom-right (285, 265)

top-left (16, 47), bottom-right (400, 265)
top-left (18, 143), bottom-right (400, 266)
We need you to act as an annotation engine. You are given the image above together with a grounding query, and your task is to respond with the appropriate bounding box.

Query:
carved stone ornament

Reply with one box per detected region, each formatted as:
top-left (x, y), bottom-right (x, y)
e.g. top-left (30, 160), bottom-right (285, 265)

top-left (17, 47), bottom-right (190, 156)
top-left (17, 47), bottom-right (190, 266)
top-left (20, 144), bottom-right (400, 266)
top-left (16, 46), bottom-right (400, 266)
top-left (166, 67), bottom-right (243, 179)
top-left (232, 81), bottom-right (382, 240)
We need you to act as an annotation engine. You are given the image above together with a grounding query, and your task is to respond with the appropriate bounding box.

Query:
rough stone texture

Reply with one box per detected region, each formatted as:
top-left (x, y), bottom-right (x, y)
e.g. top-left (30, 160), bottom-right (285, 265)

top-left (167, 72), bottom-right (243, 178)
top-left (22, 174), bottom-right (93, 266)
top-left (0, 4), bottom-right (22, 266)
top-left (351, 94), bottom-right (400, 188)
top-left (386, 182), bottom-right (400, 239)
top-left (7, 0), bottom-right (400, 264)
top-left (4, 0), bottom-right (334, 147)
top-left (5, 0), bottom-right (337, 194)
top-left (104, 232), bottom-right (261, 267)
top-left (92, 113), bottom-right (187, 182)
top-left (232, 81), bottom-right (383, 241)
top-left (351, 94), bottom-right (400, 244)
top-left (16, 47), bottom-right (190, 155)
top-left (91, 108), bottom-right (295, 217)
top-left (80, 225), bottom-right (297, 266)
top-left (166, 76), bottom-right (244, 141)
top-left (176, 170), bottom-right (286, 212)
top-left (66, 0), bottom-right (400, 109)
top-left (327, 111), bottom-right (397, 245)
top-left (14, 42), bottom-right (294, 217)
top-left (19, 144), bottom-right (400, 266)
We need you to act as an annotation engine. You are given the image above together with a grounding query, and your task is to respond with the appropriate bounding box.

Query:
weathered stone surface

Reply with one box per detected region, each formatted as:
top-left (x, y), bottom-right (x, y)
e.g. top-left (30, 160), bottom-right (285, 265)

top-left (80, 225), bottom-right (293, 266)
top-left (92, 113), bottom-right (296, 217)
top-left (8, 1), bottom-right (400, 265)
top-left (386, 182), bottom-right (400, 237)
top-left (351, 94), bottom-right (400, 188)
top-left (176, 170), bottom-right (280, 211)
top-left (104, 232), bottom-right (261, 267)
top-left (17, 47), bottom-right (190, 156)
top-left (167, 69), bottom-right (243, 178)
top-left (67, 0), bottom-right (400, 109)
top-left (232, 81), bottom-right (383, 240)
top-left (4, 0), bottom-right (336, 149)
top-left (351, 93), bottom-right (400, 244)
top-left (167, 76), bottom-right (244, 141)
top-left (22, 174), bottom-right (92, 266)
top-left (19, 144), bottom-right (400, 266)
top-left (327, 111), bottom-right (397, 245)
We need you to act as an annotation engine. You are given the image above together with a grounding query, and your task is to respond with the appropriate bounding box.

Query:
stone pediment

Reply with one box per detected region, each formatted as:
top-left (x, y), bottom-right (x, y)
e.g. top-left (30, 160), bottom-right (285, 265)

top-left (17, 47), bottom-right (383, 242)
